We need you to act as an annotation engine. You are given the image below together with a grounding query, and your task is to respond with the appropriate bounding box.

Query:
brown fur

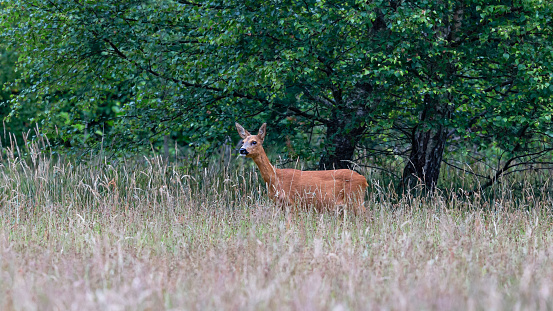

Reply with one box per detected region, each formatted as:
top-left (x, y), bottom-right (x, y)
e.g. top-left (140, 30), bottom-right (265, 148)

top-left (236, 122), bottom-right (368, 214)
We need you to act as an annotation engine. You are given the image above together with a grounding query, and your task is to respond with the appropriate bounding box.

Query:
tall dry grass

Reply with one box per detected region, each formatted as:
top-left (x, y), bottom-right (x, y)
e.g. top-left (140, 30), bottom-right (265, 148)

top-left (0, 137), bottom-right (553, 310)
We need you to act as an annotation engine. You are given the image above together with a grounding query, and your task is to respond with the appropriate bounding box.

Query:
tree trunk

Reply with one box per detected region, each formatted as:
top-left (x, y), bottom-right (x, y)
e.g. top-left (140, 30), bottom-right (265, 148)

top-left (401, 125), bottom-right (447, 193)
top-left (319, 118), bottom-right (364, 170)
top-left (401, 94), bottom-right (450, 193)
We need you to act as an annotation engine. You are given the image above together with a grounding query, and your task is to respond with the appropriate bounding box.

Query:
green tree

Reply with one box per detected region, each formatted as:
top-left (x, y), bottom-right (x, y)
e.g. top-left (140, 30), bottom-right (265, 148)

top-left (1, 0), bottom-right (552, 192)
top-left (374, 1), bottom-right (553, 191)
top-left (0, 41), bottom-right (38, 147)
top-left (0, 47), bottom-right (18, 128)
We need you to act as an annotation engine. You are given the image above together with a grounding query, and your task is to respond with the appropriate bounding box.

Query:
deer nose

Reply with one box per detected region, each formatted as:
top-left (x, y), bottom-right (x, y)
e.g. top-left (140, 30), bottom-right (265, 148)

top-left (239, 148), bottom-right (249, 155)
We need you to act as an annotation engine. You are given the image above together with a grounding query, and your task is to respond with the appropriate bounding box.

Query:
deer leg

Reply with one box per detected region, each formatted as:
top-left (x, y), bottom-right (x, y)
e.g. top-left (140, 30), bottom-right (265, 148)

top-left (357, 201), bottom-right (367, 215)
top-left (351, 192), bottom-right (366, 216)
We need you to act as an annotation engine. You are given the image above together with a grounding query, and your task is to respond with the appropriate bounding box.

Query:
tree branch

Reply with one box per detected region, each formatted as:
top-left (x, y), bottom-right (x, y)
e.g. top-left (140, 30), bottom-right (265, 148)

top-left (442, 159), bottom-right (489, 179)
top-left (99, 34), bottom-right (329, 124)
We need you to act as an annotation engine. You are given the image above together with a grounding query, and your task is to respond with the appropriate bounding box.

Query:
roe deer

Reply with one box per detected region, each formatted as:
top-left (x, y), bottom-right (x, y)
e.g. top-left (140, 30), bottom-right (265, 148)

top-left (236, 122), bottom-right (368, 214)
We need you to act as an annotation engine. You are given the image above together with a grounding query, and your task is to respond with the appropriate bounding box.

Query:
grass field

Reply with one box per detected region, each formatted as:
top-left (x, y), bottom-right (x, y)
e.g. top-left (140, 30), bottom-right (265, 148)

top-left (1, 146), bottom-right (553, 310)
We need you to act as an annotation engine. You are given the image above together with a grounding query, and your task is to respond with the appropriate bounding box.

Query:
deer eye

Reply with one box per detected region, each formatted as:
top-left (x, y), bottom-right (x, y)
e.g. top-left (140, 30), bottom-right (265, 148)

top-left (251, 141), bottom-right (257, 145)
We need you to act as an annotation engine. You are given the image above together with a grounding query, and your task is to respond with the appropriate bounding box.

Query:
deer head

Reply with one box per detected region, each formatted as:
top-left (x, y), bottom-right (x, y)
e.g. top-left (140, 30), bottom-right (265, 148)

top-left (235, 122), bottom-right (267, 158)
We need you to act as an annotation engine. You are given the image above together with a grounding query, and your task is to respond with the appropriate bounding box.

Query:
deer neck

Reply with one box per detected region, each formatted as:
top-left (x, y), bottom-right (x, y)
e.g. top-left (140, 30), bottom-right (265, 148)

top-left (251, 149), bottom-right (278, 187)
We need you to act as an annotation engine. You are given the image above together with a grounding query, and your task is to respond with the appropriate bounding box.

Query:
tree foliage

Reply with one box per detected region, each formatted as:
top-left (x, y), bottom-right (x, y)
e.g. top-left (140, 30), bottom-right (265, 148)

top-left (1, 0), bottom-right (552, 191)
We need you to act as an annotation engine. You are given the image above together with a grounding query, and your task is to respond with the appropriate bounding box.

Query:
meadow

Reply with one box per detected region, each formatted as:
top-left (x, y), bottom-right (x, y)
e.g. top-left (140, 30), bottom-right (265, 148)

top-left (0, 140), bottom-right (553, 310)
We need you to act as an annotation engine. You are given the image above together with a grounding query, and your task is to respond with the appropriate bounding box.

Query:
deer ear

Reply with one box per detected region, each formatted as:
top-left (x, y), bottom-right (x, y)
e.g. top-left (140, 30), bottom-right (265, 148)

top-left (258, 123), bottom-right (267, 141)
top-left (235, 122), bottom-right (250, 139)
